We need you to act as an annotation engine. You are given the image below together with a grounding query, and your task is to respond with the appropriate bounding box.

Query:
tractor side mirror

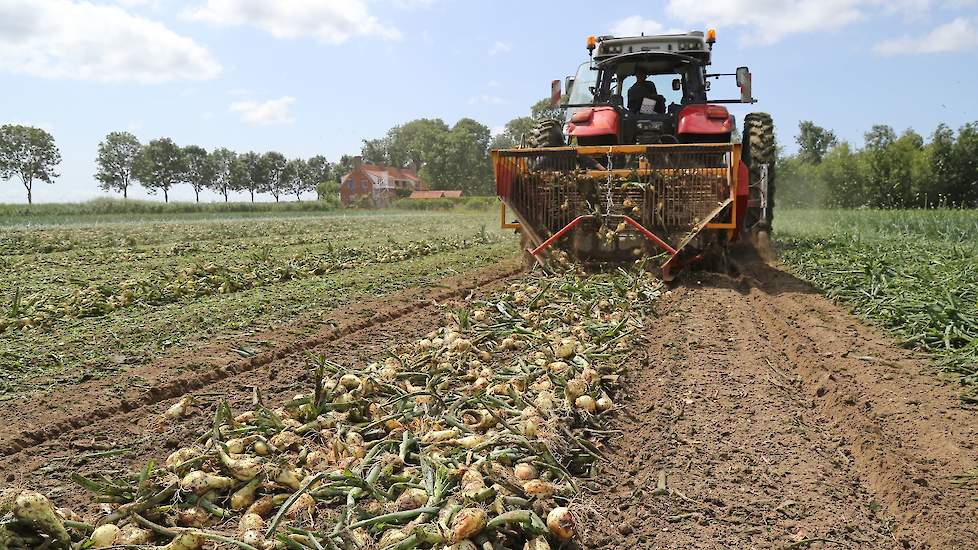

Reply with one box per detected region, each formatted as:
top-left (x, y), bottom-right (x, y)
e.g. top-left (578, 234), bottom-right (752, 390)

top-left (551, 79), bottom-right (562, 107)
top-left (671, 78), bottom-right (681, 91)
top-left (736, 66), bottom-right (752, 103)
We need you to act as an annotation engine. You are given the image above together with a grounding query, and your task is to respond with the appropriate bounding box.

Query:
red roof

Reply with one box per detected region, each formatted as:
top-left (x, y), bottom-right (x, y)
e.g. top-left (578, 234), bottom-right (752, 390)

top-left (361, 164), bottom-right (419, 181)
top-left (409, 190), bottom-right (464, 199)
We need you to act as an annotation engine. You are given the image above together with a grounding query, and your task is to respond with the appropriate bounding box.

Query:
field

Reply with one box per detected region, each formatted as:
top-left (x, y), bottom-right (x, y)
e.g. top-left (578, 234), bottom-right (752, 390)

top-left (1, 207), bottom-right (976, 549)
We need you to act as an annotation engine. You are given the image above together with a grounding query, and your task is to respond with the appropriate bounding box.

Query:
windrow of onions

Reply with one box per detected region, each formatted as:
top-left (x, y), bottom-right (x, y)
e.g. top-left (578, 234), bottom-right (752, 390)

top-left (1, 232), bottom-right (497, 333)
top-left (0, 268), bottom-right (662, 549)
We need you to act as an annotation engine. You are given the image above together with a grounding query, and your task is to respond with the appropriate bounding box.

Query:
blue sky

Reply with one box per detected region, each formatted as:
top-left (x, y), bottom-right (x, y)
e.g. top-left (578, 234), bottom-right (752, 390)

top-left (1, 0), bottom-right (976, 203)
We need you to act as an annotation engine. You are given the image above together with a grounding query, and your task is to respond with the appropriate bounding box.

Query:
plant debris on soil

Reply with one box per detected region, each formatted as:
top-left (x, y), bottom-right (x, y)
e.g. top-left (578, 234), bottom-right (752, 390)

top-left (1, 268), bottom-right (664, 549)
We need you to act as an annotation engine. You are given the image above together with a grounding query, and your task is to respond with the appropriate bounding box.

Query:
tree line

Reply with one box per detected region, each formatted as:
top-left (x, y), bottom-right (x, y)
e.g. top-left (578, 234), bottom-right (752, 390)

top-left (0, 124), bottom-right (337, 204)
top-left (779, 120), bottom-right (978, 208)
top-left (95, 132), bottom-right (331, 203)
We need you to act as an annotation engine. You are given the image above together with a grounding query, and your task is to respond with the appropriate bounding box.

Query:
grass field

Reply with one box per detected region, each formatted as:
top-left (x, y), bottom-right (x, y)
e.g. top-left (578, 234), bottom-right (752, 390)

top-left (776, 209), bottom-right (978, 392)
top-left (0, 209), bottom-right (516, 395)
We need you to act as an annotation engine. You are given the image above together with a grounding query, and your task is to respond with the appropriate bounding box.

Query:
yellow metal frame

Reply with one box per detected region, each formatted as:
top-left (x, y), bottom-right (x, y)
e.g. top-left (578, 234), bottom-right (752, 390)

top-left (494, 142), bottom-right (742, 235)
top-left (500, 202), bottom-right (520, 229)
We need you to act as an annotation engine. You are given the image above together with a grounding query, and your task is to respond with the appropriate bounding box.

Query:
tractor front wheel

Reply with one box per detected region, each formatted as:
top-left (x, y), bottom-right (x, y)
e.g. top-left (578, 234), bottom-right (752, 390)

top-left (526, 119), bottom-right (565, 148)
top-left (741, 112), bottom-right (776, 234)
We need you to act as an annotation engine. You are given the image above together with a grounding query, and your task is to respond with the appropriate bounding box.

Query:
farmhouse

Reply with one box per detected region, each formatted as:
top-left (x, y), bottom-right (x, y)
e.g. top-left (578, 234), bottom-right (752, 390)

top-left (340, 156), bottom-right (422, 206)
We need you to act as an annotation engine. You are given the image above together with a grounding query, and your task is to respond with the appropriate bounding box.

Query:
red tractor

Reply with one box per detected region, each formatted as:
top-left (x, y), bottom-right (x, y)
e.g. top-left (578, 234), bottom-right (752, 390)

top-left (492, 30), bottom-right (775, 279)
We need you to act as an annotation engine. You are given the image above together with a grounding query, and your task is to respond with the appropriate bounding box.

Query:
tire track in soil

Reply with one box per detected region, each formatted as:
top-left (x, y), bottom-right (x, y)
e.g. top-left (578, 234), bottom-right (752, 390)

top-left (584, 260), bottom-right (976, 549)
top-left (0, 259), bottom-right (523, 459)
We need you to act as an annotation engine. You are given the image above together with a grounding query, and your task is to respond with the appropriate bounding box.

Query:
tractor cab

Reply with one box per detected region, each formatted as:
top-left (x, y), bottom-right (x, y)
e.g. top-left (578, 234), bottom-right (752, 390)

top-left (561, 32), bottom-right (752, 146)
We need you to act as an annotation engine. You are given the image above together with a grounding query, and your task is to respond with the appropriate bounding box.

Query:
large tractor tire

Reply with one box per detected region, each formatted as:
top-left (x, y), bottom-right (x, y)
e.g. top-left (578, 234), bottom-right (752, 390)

top-left (741, 113), bottom-right (776, 234)
top-left (526, 119), bottom-right (565, 148)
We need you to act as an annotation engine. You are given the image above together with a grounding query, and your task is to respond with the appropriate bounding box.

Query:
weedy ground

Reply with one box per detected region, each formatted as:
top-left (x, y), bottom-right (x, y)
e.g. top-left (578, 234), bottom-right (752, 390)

top-left (777, 208), bottom-right (978, 396)
top-left (0, 210), bottom-right (516, 396)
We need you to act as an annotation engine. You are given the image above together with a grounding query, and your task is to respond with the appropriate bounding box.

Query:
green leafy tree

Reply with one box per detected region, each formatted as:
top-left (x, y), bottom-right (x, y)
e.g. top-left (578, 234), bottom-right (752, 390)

top-left (94, 131), bottom-right (140, 199)
top-left (256, 151), bottom-right (288, 202)
top-left (795, 121), bottom-right (837, 164)
top-left (231, 152), bottom-right (260, 202)
top-left (531, 97), bottom-right (563, 122)
top-left (182, 145), bottom-right (212, 203)
top-left (207, 148), bottom-right (237, 202)
top-left (284, 158), bottom-right (312, 201)
top-left (333, 155), bottom-right (355, 182)
top-left (133, 138), bottom-right (185, 203)
top-left (0, 124), bottom-right (62, 205)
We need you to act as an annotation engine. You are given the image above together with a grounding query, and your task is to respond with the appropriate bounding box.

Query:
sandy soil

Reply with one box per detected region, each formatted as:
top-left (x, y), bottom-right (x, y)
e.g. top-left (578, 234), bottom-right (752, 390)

top-left (1, 255), bottom-right (975, 549)
top-left (582, 257), bottom-right (977, 549)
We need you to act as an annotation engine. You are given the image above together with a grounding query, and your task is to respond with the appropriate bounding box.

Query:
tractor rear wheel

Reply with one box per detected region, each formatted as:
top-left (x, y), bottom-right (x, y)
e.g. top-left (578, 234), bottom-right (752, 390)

top-left (741, 113), bottom-right (776, 234)
top-left (526, 119), bottom-right (565, 148)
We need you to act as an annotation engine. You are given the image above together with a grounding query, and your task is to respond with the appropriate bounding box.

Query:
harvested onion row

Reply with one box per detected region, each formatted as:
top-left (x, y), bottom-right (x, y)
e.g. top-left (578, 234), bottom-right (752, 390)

top-left (1, 269), bottom-right (661, 549)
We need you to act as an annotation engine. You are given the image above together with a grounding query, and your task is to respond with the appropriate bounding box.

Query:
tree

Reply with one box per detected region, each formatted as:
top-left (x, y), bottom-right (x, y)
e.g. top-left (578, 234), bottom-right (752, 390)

top-left (531, 97), bottom-right (563, 122)
top-left (284, 158), bottom-right (312, 201)
top-left (0, 124), bottom-right (62, 205)
top-left (182, 145), bottom-right (212, 203)
top-left (231, 152), bottom-right (259, 202)
top-left (795, 121), bottom-right (837, 164)
top-left (133, 138), bottom-right (184, 203)
top-left (207, 148), bottom-right (237, 202)
top-left (255, 152), bottom-right (288, 202)
top-left (94, 131), bottom-right (140, 199)
top-left (333, 155), bottom-right (355, 182)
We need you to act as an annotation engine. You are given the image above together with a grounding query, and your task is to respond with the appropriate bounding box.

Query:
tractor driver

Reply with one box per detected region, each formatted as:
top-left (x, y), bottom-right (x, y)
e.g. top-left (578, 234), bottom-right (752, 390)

top-left (627, 69), bottom-right (665, 114)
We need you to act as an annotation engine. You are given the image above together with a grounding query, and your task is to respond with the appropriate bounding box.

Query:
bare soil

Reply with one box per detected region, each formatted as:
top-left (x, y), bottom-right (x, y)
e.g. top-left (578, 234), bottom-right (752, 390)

top-left (582, 257), bottom-right (977, 549)
top-left (1, 255), bottom-right (975, 549)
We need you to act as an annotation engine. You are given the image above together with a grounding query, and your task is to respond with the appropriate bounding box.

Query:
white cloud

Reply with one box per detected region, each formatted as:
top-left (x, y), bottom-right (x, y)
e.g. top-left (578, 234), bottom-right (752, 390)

top-left (186, 0), bottom-right (401, 43)
top-left (0, 0), bottom-right (221, 82)
top-left (874, 17), bottom-right (978, 54)
top-left (488, 41), bottom-right (511, 56)
top-left (468, 95), bottom-right (505, 105)
top-left (610, 16), bottom-right (682, 36)
top-left (666, 0), bottom-right (865, 44)
top-left (664, 0), bottom-right (974, 44)
top-left (230, 96), bottom-right (296, 125)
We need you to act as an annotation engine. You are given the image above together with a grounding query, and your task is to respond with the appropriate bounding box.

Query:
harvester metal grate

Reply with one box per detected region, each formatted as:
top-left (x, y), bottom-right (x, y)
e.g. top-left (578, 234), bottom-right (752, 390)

top-left (494, 145), bottom-right (733, 250)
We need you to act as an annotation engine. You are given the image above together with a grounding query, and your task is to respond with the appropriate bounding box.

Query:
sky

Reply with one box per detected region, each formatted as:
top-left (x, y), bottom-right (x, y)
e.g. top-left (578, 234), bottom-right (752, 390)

top-left (1, 0), bottom-right (976, 204)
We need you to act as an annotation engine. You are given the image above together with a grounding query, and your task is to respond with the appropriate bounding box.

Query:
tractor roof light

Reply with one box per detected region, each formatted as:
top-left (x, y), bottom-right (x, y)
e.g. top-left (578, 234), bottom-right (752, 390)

top-left (706, 28), bottom-right (717, 44)
top-left (587, 35), bottom-right (597, 53)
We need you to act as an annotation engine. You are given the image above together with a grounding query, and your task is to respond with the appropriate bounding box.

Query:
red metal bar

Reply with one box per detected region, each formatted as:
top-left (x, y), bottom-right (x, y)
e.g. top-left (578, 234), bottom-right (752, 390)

top-left (620, 216), bottom-right (678, 256)
top-left (530, 215), bottom-right (592, 256)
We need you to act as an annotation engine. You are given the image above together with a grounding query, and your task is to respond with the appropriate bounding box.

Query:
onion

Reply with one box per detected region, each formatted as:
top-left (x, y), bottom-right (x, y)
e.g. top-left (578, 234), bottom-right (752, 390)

top-left (522, 479), bottom-right (555, 498)
top-left (394, 487), bottom-right (429, 511)
top-left (596, 395), bottom-right (614, 412)
top-left (165, 447), bottom-right (197, 471)
top-left (89, 524), bottom-right (121, 548)
top-left (239, 512), bottom-right (264, 532)
top-left (230, 477), bottom-right (261, 510)
top-left (164, 394), bottom-right (194, 420)
top-left (547, 361), bottom-right (569, 374)
top-left (514, 463), bottom-right (538, 480)
top-left (449, 507), bottom-right (487, 544)
top-left (162, 531), bottom-right (204, 550)
top-left (286, 493), bottom-right (316, 519)
top-left (547, 506), bottom-right (576, 541)
top-left (117, 525), bottom-right (152, 545)
top-left (447, 542), bottom-right (479, 550)
top-left (555, 340), bottom-right (577, 359)
top-left (177, 506), bottom-right (211, 528)
top-left (575, 395), bottom-right (597, 413)
top-left (564, 379), bottom-right (587, 401)
top-left (339, 373), bottom-right (361, 390)
top-left (454, 434), bottom-right (486, 449)
top-left (180, 471), bottom-right (235, 494)
top-left (524, 536), bottom-right (552, 550)
top-left (12, 491), bottom-right (71, 549)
